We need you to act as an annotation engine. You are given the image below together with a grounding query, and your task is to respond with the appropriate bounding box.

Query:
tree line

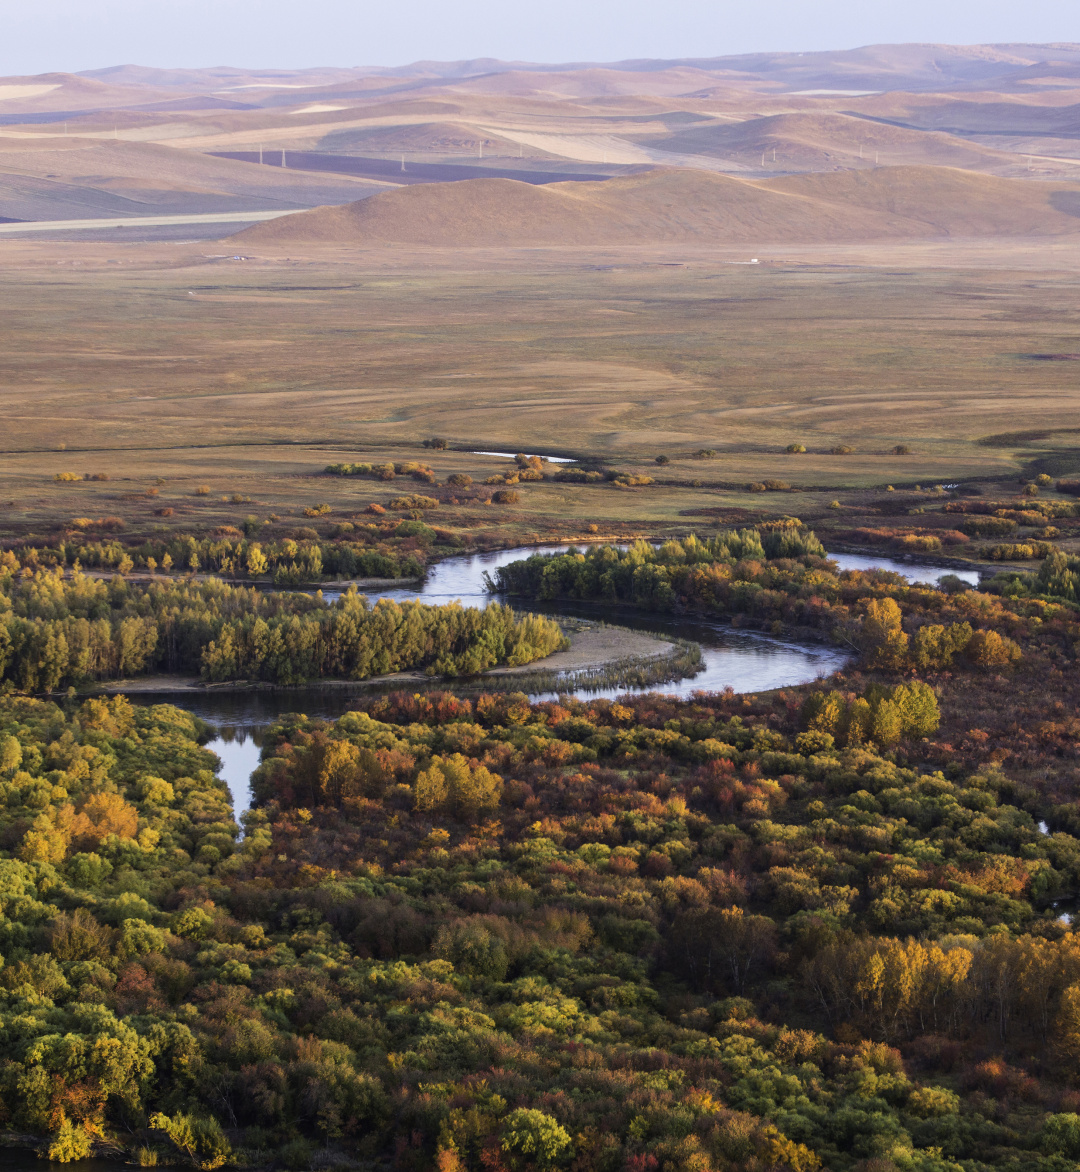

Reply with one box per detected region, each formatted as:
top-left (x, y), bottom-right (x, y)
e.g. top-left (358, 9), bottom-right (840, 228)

top-left (491, 527), bottom-right (1042, 672)
top-left (0, 567), bottom-right (566, 689)
top-left (6, 532), bottom-right (427, 584)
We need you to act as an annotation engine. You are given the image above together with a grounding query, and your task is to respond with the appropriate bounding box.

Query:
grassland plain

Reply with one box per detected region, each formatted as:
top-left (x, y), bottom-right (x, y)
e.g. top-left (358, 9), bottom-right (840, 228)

top-left (2, 237), bottom-right (1080, 552)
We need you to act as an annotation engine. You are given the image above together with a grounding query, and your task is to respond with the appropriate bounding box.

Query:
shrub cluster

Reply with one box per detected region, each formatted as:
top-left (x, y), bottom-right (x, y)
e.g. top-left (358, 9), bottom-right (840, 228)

top-left (983, 541), bottom-right (1057, 561)
top-left (325, 461), bottom-right (436, 484)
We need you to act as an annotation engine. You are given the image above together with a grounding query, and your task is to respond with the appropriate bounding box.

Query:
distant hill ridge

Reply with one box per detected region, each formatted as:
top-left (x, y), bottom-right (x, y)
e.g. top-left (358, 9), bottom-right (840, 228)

top-left (234, 165), bottom-right (1080, 247)
top-left (77, 44), bottom-right (1080, 95)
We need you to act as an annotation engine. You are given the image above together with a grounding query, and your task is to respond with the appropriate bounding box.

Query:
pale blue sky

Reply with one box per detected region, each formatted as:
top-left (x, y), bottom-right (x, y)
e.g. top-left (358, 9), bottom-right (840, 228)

top-left (2, 0), bottom-right (1079, 76)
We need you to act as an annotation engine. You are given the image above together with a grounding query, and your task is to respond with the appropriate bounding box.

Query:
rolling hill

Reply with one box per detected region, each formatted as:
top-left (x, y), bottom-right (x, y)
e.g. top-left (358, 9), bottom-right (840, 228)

top-left (644, 112), bottom-right (1018, 172)
top-left (5, 46), bottom-right (1080, 235)
top-left (73, 44), bottom-right (1080, 99)
top-left (0, 137), bottom-right (392, 221)
top-left (0, 72), bottom-right (177, 114)
top-left (233, 164), bottom-right (1080, 248)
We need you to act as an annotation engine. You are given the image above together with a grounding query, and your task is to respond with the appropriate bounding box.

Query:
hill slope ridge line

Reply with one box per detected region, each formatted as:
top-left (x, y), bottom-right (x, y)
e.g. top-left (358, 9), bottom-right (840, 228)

top-left (234, 164), bottom-right (1080, 247)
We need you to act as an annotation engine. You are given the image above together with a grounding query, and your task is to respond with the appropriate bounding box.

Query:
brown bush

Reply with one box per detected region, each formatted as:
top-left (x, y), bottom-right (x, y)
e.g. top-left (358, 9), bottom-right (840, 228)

top-left (492, 489), bottom-right (520, 505)
top-left (966, 629), bottom-right (1022, 667)
top-left (389, 494), bottom-right (438, 511)
top-left (50, 909), bottom-right (115, 962)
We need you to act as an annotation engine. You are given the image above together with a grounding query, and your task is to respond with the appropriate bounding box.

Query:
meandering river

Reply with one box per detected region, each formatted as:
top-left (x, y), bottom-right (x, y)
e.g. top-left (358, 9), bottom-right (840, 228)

top-left (140, 544), bottom-right (981, 818)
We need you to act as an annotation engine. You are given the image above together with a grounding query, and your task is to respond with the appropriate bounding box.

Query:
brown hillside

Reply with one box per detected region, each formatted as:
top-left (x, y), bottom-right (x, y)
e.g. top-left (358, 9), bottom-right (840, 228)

top-left (235, 168), bottom-right (895, 246)
top-left (233, 165), bottom-right (1080, 248)
top-left (764, 166), bottom-right (1080, 236)
top-left (844, 92), bottom-right (1080, 139)
top-left (315, 120), bottom-right (534, 156)
top-left (0, 72), bottom-right (176, 111)
top-left (648, 112), bottom-right (1015, 170)
top-left (445, 67), bottom-right (729, 100)
top-left (558, 167), bottom-right (890, 240)
top-left (0, 137), bottom-right (389, 221)
top-left (233, 176), bottom-right (613, 245)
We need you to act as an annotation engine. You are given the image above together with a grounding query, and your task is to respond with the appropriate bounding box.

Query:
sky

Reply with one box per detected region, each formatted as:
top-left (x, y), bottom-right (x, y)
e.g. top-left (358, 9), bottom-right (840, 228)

top-left (2, 0), bottom-right (1079, 75)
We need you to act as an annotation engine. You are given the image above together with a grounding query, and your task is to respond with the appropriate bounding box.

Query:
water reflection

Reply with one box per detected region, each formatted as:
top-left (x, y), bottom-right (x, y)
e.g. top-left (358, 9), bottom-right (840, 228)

top-left (130, 543), bottom-right (978, 812)
top-left (830, 552), bottom-right (981, 587)
top-left (323, 543), bottom-right (582, 608)
top-left (205, 733), bottom-right (262, 819)
top-left (470, 450), bottom-right (575, 463)
top-left (0, 1158), bottom-right (119, 1172)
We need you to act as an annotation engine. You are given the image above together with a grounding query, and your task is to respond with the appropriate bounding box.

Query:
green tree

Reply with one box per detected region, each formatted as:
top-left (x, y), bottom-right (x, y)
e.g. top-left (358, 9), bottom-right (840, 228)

top-left (414, 753), bottom-right (502, 819)
top-left (859, 597), bottom-right (909, 667)
top-left (150, 1112), bottom-right (232, 1171)
top-left (47, 1119), bottom-right (94, 1163)
top-left (891, 681), bottom-right (940, 737)
top-left (501, 1108), bottom-right (573, 1167)
top-left (871, 698), bottom-right (903, 746)
top-left (0, 733), bottom-right (21, 772)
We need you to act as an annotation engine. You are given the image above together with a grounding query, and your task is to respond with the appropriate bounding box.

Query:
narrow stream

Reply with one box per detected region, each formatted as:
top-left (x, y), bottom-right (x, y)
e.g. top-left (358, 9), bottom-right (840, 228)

top-left (148, 544), bottom-right (983, 818)
top-left (829, 552), bottom-right (980, 587)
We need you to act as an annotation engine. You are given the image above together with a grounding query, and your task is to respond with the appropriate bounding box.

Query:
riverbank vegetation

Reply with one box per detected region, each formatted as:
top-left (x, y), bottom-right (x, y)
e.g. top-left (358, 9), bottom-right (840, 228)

top-left (3, 424), bottom-right (1080, 588)
top-left (2, 531), bottom-right (428, 586)
top-left (0, 567), bottom-right (567, 688)
top-left (490, 527), bottom-right (1073, 675)
top-left (3, 680), bottom-right (1080, 1170)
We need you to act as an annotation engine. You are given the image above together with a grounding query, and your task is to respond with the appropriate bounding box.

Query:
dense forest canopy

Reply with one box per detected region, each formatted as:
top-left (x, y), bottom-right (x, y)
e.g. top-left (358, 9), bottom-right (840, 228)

top-left (2, 689), bottom-right (1080, 1171)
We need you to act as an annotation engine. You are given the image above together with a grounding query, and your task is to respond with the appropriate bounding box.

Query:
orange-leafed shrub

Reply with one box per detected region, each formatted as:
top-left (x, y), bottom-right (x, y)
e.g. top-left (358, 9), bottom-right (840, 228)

top-left (71, 792), bottom-right (139, 847)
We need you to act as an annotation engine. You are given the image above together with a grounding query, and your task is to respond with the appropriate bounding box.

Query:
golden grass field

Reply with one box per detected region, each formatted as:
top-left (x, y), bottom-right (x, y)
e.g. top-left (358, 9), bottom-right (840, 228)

top-left (3, 240), bottom-right (1080, 467)
top-left (0, 230), bottom-right (1078, 551)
